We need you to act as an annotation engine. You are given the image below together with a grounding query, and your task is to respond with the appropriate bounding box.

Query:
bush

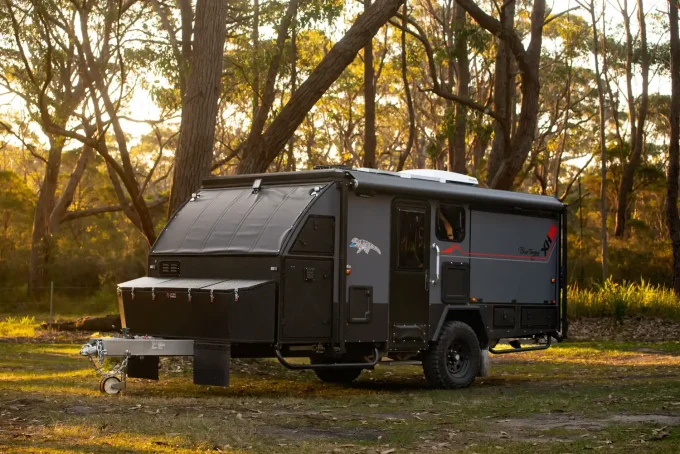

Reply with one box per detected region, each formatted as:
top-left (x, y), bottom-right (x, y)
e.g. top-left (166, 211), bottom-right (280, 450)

top-left (0, 316), bottom-right (38, 337)
top-left (569, 279), bottom-right (680, 320)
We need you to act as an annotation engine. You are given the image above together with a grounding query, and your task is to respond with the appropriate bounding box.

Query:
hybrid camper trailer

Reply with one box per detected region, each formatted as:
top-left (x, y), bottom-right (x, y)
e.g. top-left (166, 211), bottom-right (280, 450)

top-left (81, 167), bottom-right (567, 394)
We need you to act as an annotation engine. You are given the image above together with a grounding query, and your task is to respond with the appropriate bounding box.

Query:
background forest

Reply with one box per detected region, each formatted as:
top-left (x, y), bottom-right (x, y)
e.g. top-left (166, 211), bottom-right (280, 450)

top-left (0, 0), bottom-right (678, 307)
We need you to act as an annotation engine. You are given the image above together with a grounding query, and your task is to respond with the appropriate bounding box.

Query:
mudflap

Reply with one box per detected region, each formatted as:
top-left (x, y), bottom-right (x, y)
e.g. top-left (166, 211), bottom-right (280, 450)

top-left (193, 341), bottom-right (231, 387)
top-left (128, 356), bottom-right (159, 380)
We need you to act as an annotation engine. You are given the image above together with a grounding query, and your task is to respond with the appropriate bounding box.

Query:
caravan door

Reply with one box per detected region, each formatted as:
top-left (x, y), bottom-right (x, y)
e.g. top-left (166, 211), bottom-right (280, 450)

top-left (389, 199), bottom-right (431, 349)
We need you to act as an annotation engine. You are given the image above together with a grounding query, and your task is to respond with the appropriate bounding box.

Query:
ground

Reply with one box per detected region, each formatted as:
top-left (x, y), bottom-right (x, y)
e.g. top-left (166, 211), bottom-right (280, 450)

top-left (1, 336), bottom-right (679, 453)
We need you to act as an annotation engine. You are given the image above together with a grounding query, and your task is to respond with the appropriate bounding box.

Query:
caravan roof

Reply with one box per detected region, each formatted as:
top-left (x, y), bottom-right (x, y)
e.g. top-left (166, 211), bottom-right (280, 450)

top-left (202, 168), bottom-right (565, 213)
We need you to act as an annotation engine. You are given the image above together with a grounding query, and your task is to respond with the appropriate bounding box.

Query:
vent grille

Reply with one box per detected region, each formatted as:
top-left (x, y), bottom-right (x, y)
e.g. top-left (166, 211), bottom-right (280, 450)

top-left (159, 260), bottom-right (180, 276)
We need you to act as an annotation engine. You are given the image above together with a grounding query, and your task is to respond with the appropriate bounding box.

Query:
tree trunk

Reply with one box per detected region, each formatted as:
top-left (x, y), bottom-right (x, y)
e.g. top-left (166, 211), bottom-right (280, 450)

top-left (614, 0), bottom-right (649, 237)
top-left (485, 0), bottom-right (515, 185)
top-left (362, 0), bottom-right (377, 168)
top-left (286, 21), bottom-right (298, 172)
top-left (45, 314), bottom-right (122, 332)
top-left (78, 6), bottom-right (158, 245)
top-left (252, 0), bottom-right (260, 120)
top-left (242, 0), bottom-right (300, 148)
top-left (482, 0), bottom-right (544, 190)
top-left (179, 0), bottom-right (193, 65)
top-left (169, 0), bottom-right (229, 216)
top-left (472, 131), bottom-right (490, 176)
top-left (587, 0), bottom-right (609, 279)
top-left (667, 0), bottom-right (680, 295)
top-left (396, 1), bottom-right (415, 172)
top-left (451, 2), bottom-right (469, 174)
top-left (236, 0), bottom-right (405, 174)
top-left (28, 138), bottom-right (63, 295)
top-left (49, 144), bottom-right (95, 234)
top-left (444, 2), bottom-right (456, 172)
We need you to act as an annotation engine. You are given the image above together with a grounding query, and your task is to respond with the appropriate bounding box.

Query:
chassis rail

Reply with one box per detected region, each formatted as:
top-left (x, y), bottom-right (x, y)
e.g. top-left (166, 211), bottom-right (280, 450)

top-left (274, 346), bottom-right (380, 370)
top-left (80, 337), bottom-right (195, 394)
top-left (80, 337), bottom-right (194, 359)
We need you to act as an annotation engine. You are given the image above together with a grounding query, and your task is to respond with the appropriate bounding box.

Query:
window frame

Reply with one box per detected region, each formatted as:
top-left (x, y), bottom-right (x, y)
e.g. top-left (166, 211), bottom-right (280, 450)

top-left (435, 203), bottom-right (466, 243)
top-left (396, 207), bottom-right (428, 271)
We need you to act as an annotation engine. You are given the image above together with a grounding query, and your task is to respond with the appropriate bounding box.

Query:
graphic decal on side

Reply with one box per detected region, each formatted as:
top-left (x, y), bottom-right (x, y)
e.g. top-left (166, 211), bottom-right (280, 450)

top-left (350, 238), bottom-right (381, 255)
top-left (441, 224), bottom-right (558, 263)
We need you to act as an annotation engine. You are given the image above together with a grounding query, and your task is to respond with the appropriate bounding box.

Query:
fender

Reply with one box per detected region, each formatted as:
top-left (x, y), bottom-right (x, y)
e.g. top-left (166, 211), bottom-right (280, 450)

top-left (430, 305), bottom-right (488, 347)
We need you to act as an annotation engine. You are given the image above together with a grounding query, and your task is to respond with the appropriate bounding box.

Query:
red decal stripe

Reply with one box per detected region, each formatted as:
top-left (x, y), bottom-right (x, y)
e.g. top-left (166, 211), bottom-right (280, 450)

top-left (441, 224), bottom-right (557, 262)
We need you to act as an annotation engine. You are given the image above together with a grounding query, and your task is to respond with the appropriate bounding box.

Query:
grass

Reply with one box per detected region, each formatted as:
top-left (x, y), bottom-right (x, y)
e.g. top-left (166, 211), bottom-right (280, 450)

top-left (1, 288), bottom-right (118, 318)
top-left (0, 316), bottom-right (38, 337)
top-left (4, 279), bottom-right (680, 324)
top-left (1, 340), bottom-right (679, 453)
top-left (569, 279), bottom-right (680, 320)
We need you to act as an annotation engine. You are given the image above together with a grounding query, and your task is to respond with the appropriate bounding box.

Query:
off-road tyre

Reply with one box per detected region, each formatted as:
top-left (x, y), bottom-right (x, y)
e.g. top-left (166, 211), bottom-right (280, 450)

top-left (313, 367), bottom-right (363, 384)
top-left (422, 321), bottom-right (481, 389)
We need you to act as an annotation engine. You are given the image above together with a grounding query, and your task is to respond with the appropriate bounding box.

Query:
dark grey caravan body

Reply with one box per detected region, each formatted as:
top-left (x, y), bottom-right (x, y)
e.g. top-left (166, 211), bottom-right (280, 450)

top-left (83, 167), bottom-right (567, 392)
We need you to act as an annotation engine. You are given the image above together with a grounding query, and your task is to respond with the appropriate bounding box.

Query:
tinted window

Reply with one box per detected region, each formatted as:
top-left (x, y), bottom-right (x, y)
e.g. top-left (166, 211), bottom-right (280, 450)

top-left (436, 205), bottom-right (465, 242)
top-left (398, 209), bottom-right (426, 270)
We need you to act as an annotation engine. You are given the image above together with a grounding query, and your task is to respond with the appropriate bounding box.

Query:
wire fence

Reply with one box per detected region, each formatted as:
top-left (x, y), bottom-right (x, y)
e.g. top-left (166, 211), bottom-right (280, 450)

top-left (0, 283), bottom-right (119, 328)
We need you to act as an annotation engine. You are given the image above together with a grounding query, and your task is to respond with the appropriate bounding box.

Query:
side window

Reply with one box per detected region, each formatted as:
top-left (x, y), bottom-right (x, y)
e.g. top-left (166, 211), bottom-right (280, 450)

top-left (436, 205), bottom-right (465, 242)
top-left (398, 209), bottom-right (426, 270)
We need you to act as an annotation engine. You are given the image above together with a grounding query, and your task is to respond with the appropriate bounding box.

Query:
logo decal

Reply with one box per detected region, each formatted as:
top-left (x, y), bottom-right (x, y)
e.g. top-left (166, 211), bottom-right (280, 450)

top-left (350, 238), bottom-right (381, 255)
top-left (518, 247), bottom-right (540, 257)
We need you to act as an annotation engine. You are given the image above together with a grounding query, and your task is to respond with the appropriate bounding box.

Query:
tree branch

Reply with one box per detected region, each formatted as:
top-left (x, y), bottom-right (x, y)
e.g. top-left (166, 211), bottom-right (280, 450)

top-left (388, 15), bottom-right (506, 126)
top-left (455, 0), bottom-right (532, 80)
top-left (61, 196), bottom-right (168, 223)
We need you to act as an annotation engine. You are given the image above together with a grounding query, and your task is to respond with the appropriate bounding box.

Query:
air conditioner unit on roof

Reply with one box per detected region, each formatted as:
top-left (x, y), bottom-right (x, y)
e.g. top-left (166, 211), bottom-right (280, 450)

top-left (398, 169), bottom-right (478, 186)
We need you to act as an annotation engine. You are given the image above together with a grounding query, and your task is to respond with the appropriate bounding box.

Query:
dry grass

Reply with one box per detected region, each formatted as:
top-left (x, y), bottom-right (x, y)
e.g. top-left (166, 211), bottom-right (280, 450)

top-left (0, 340), bottom-right (679, 453)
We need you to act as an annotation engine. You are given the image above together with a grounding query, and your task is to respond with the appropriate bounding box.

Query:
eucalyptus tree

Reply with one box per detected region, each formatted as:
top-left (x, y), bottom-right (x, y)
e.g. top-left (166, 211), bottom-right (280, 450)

top-left (0, 0), bottom-right (93, 293)
top-left (3, 0), bottom-right (172, 253)
top-left (668, 0), bottom-right (680, 294)
top-left (235, 0), bottom-right (406, 174)
top-left (613, 0), bottom-right (650, 237)
top-left (168, 0), bottom-right (229, 216)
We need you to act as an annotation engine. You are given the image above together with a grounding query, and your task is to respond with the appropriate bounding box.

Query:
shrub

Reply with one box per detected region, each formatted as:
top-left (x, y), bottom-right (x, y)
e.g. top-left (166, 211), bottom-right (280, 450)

top-left (569, 279), bottom-right (680, 320)
top-left (0, 316), bottom-right (38, 337)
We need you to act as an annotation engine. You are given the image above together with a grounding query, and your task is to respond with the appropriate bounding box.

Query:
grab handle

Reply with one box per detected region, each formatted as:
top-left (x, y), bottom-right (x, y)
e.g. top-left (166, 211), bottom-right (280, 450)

top-left (431, 243), bottom-right (440, 285)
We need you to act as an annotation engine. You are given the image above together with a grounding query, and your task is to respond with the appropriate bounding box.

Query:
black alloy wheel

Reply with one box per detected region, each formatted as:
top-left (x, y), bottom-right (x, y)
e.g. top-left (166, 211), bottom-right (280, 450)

top-left (422, 320), bottom-right (481, 389)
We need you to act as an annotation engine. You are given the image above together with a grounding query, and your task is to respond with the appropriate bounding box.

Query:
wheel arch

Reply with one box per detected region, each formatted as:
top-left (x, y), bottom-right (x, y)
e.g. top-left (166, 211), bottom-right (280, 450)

top-left (431, 306), bottom-right (488, 349)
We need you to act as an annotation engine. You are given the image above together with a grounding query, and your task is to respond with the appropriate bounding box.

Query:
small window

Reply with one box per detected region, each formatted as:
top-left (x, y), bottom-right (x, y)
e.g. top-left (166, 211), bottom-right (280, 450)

top-left (436, 205), bottom-right (465, 242)
top-left (398, 209), bottom-right (426, 270)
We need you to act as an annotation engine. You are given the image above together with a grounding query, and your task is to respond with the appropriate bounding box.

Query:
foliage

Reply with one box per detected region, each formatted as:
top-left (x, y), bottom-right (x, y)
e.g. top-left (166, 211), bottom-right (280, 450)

top-left (0, 170), bottom-right (35, 286)
top-left (0, 0), bottom-right (676, 303)
top-left (569, 279), bottom-right (680, 320)
top-left (0, 316), bottom-right (37, 337)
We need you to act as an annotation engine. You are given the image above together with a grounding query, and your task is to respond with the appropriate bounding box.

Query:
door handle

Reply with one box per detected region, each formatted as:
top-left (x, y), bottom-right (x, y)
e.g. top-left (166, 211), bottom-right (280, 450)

top-left (431, 243), bottom-right (440, 285)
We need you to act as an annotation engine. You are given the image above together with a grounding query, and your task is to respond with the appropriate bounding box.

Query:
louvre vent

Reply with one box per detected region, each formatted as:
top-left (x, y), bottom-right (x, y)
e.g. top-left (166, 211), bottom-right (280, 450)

top-left (159, 260), bottom-right (180, 276)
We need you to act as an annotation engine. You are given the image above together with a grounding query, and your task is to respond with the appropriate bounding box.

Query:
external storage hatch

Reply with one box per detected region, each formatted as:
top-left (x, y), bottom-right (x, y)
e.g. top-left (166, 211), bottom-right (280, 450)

top-left (118, 277), bottom-right (276, 341)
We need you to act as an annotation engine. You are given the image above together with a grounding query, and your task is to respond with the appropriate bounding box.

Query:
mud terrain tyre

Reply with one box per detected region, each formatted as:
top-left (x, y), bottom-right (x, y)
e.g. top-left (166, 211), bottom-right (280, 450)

top-left (423, 321), bottom-right (481, 389)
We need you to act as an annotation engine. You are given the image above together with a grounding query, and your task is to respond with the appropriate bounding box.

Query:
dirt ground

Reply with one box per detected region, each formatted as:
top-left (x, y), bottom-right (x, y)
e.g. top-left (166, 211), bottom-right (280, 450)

top-left (0, 335), bottom-right (679, 453)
